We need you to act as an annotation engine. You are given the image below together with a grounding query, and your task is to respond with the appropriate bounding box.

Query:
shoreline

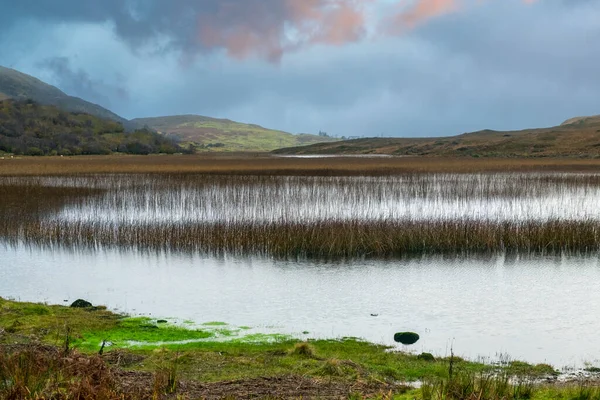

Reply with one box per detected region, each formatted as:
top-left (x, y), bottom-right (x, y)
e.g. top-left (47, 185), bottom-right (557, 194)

top-left (2, 297), bottom-right (600, 399)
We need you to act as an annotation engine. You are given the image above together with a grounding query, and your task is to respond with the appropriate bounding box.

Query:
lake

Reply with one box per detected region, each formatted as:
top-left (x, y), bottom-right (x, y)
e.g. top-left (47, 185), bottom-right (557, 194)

top-left (2, 172), bottom-right (600, 368)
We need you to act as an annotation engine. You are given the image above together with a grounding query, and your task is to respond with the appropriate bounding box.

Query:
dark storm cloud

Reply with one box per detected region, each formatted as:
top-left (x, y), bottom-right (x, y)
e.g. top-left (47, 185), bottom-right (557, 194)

top-left (37, 57), bottom-right (129, 107)
top-left (0, 0), bottom-right (373, 60)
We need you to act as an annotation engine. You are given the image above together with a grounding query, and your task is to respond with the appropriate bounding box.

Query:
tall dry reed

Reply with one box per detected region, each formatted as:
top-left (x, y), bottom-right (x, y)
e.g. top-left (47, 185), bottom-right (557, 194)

top-left (3, 173), bottom-right (600, 259)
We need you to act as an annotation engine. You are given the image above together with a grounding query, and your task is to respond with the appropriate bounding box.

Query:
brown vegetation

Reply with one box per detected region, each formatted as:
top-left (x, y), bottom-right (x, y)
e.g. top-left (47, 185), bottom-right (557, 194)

top-left (8, 218), bottom-right (600, 259)
top-left (4, 154), bottom-right (600, 176)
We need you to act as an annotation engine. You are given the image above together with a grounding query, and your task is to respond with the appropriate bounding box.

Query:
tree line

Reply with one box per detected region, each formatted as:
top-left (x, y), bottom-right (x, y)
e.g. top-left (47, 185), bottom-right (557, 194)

top-left (0, 99), bottom-right (190, 156)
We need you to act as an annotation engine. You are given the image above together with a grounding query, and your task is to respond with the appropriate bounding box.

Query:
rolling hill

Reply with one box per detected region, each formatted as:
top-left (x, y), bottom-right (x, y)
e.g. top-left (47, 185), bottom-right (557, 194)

top-left (561, 114), bottom-right (600, 127)
top-left (0, 66), bottom-right (135, 130)
top-left (132, 115), bottom-right (339, 152)
top-left (274, 116), bottom-right (600, 158)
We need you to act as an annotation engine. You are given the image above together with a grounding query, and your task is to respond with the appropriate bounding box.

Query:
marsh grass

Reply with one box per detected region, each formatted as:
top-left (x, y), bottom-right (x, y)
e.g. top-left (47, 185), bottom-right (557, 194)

top-left (4, 173), bottom-right (600, 259)
top-left (290, 342), bottom-right (316, 358)
top-left (0, 345), bottom-right (127, 399)
top-left (421, 371), bottom-right (536, 400)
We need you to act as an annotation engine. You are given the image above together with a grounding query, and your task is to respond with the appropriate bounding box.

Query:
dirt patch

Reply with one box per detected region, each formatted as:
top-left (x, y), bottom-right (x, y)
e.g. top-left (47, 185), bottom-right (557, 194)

top-left (184, 375), bottom-right (406, 399)
top-left (115, 371), bottom-right (407, 399)
top-left (102, 349), bottom-right (146, 367)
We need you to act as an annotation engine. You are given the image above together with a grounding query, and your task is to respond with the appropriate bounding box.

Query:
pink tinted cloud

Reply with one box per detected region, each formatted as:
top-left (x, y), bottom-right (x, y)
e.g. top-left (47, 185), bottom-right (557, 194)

top-left (385, 0), bottom-right (538, 35)
top-left (389, 0), bottom-right (458, 33)
top-left (195, 0), bottom-right (538, 61)
top-left (196, 0), bottom-right (370, 61)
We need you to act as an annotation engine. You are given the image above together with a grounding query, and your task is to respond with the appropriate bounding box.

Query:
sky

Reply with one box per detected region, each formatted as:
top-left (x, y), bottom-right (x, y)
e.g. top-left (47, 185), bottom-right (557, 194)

top-left (0, 0), bottom-right (599, 137)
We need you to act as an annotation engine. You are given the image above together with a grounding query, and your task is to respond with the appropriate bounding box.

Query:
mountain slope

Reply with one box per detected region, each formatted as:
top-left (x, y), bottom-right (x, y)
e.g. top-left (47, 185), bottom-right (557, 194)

top-left (274, 116), bottom-right (600, 157)
top-left (132, 115), bottom-right (338, 152)
top-left (0, 99), bottom-right (184, 156)
top-left (0, 65), bottom-right (133, 129)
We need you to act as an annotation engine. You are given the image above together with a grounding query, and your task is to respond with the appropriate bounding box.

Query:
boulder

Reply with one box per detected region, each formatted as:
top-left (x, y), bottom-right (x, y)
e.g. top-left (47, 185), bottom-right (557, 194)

top-left (393, 332), bottom-right (420, 345)
top-left (70, 299), bottom-right (93, 308)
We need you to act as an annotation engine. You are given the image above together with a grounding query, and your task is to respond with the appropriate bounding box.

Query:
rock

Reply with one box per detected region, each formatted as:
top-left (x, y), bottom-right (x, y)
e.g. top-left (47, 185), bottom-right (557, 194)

top-left (393, 332), bottom-right (420, 345)
top-left (70, 299), bottom-right (93, 308)
top-left (417, 352), bottom-right (435, 361)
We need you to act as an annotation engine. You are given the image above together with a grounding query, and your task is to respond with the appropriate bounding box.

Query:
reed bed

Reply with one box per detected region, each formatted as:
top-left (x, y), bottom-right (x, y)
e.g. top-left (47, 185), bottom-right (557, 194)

top-left (3, 173), bottom-right (600, 259)
top-left (10, 218), bottom-right (600, 259)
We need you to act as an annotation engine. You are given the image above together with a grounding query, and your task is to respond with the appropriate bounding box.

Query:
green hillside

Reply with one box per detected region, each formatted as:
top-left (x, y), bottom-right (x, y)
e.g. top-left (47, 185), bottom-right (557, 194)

top-left (0, 65), bottom-right (135, 130)
top-left (0, 99), bottom-right (184, 156)
top-left (274, 116), bottom-right (600, 158)
top-left (132, 115), bottom-right (338, 152)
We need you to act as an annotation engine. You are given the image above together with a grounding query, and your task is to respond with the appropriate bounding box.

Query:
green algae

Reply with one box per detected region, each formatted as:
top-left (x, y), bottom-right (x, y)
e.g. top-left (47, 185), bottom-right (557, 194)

top-left (202, 321), bottom-right (228, 326)
top-left (74, 317), bottom-right (215, 351)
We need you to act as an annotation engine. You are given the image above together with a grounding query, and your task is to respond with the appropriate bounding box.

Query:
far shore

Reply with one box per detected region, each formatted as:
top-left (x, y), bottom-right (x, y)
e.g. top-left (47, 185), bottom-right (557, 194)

top-left (3, 153), bottom-right (600, 176)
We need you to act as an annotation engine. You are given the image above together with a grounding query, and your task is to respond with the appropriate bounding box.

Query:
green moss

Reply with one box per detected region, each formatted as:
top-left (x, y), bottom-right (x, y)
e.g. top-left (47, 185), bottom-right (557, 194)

top-left (74, 317), bottom-right (215, 351)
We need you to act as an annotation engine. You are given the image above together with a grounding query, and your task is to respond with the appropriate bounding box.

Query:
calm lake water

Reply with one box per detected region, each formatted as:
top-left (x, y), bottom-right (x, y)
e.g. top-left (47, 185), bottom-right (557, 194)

top-left (2, 243), bottom-right (600, 368)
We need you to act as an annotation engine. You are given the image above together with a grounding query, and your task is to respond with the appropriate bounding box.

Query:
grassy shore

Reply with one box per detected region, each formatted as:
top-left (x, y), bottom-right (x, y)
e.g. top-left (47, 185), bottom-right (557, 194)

top-left (5, 154), bottom-right (600, 176)
top-left (2, 297), bottom-right (597, 399)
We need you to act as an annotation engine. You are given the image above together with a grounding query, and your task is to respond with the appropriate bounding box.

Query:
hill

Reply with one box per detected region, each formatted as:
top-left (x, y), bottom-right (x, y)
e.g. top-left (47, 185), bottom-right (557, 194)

top-left (132, 115), bottom-right (338, 152)
top-left (0, 99), bottom-right (185, 156)
top-left (274, 116), bottom-right (600, 158)
top-left (0, 65), bottom-right (135, 130)
top-left (1, 66), bottom-right (339, 152)
top-left (561, 115), bottom-right (600, 126)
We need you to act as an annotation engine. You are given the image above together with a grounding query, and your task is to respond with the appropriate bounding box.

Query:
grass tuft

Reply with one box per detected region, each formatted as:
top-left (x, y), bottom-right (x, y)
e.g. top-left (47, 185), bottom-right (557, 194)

top-left (290, 341), bottom-right (316, 358)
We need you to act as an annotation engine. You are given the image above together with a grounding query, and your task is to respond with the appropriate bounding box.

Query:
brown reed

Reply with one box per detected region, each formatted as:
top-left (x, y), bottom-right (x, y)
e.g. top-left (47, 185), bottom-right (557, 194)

top-left (3, 173), bottom-right (600, 259)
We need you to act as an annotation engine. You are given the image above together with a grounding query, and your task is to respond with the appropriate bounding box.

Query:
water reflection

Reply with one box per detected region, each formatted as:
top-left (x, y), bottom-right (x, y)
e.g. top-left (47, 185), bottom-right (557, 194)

top-left (3, 173), bottom-right (600, 224)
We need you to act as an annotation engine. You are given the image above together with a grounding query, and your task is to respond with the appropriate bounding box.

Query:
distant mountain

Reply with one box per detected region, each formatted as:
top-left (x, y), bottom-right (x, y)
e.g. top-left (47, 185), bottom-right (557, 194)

top-left (132, 115), bottom-right (338, 152)
top-left (0, 65), bottom-right (135, 130)
top-left (274, 115), bottom-right (600, 158)
top-left (0, 99), bottom-right (185, 156)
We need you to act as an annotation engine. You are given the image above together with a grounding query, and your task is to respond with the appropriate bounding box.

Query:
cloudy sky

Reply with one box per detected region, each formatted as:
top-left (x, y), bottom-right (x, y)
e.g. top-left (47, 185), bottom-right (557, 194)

top-left (0, 0), bottom-right (599, 137)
